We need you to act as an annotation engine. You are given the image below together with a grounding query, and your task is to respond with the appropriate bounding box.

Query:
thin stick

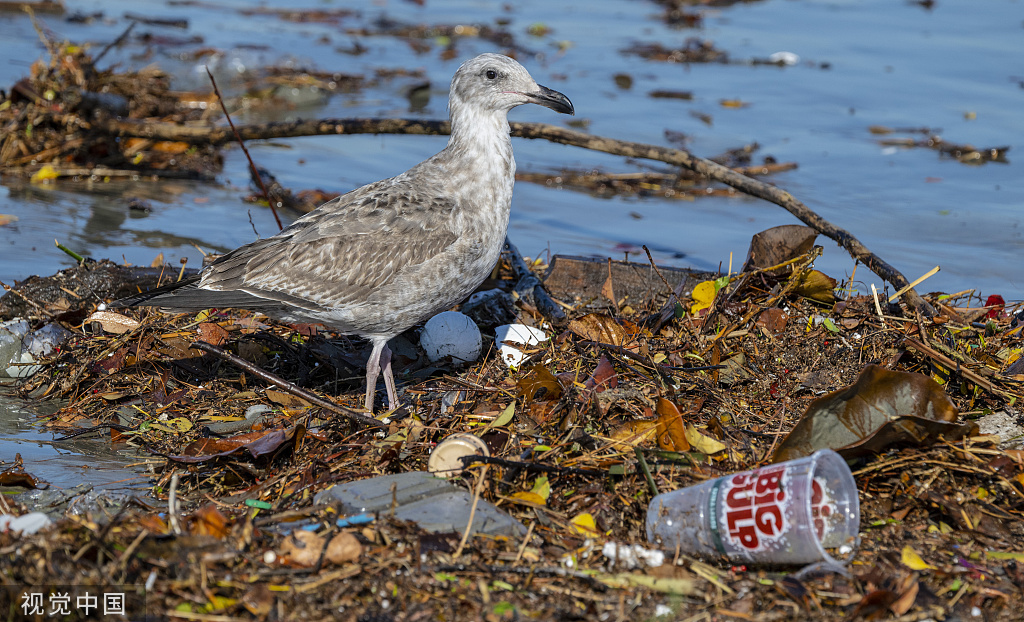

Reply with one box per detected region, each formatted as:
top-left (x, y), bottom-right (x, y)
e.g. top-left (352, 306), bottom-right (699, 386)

top-left (453, 464), bottom-right (488, 559)
top-left (168, 473), bottom-right (183, 535)
top-left (189, 341), bottom-right (380, 428)
top-left (888, 266), bottom-right (940, 303)
top-left (871, 283), bottom-right (886, 325)
top-left (204, 67), bottom-right (283, 231)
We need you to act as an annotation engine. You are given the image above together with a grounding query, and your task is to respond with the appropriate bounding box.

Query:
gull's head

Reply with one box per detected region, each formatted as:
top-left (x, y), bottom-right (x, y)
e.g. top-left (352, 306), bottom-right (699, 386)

top-left (449, 53), bottom-right (574, 117)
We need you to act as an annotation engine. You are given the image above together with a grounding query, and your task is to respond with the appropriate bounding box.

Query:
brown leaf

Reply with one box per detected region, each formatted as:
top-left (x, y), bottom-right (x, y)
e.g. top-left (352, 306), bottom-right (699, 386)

top-left (742, 224), bottom-right (818, 271)
top-left (793, 270), bottom-right (837, 304)
top-left (197, 322), bottom-right (229, 346)
top-left (517, 365), bottom-right (564, 402)
top-left (189, 504), bottom-right (230, 539)
top-left (568, 313), bottom-right (629, 346)
top-left (774, 365), bottom-right (974, 462)
top-left (756, 308), bottom-right (789, 334)
top-left (601, 272), bottom-right (616, 305)
top-left (889, 579), bottom-right (919, 616)
top-left (265, 389), bottom-right (311, 409)
top-left (655, 398), bottom-right (690, 452)
top-left (583, 354), bottom-right (618, 393)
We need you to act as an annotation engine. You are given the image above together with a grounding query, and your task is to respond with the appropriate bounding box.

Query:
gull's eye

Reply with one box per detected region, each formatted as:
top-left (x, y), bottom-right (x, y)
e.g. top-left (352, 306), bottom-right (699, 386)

top-left (486, 69), bottom-right (497, 80)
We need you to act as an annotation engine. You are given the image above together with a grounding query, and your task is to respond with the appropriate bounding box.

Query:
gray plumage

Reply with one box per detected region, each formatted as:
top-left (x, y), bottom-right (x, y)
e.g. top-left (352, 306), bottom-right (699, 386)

top-left (112, 53), bottom-right (574, 412)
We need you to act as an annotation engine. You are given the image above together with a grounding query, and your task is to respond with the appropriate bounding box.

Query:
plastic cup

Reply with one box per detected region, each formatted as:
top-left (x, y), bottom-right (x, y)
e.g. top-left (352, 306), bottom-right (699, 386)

top-left (646, 449), bottom-right (860, 565)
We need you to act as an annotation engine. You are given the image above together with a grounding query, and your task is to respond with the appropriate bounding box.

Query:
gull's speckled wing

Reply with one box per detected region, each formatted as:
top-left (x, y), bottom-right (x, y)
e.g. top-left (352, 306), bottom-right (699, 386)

top-left (122, 175), bottom-right (459, 317)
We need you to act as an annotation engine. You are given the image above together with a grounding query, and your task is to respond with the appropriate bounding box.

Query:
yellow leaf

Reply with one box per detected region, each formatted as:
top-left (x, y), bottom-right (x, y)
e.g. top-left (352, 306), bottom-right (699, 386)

top-left (609, 420), bottom-right (657, 445)
top-left (0, 214), bottom-right (18, 227)
top-left (511, 491), bottom-right (546, 506)
top-left (690, 280), bottom-right (717, 314)
top-left (901, 545), bottom-right (936, 570)
top-left (530, 476), bottom-right (551, 502)
top-left (571, 512), bottom-right (599, 536)
top-left (986, 551), bottom-right (1024, 562)
top-left (30, 165), bottom-right (59, 184)
top-left (684, 424), bottom-right (726, 454)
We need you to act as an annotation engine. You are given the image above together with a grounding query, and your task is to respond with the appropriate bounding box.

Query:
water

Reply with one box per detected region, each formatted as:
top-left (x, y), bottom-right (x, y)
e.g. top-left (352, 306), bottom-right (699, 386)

top-left (0, 394), bottom-right (151, 498)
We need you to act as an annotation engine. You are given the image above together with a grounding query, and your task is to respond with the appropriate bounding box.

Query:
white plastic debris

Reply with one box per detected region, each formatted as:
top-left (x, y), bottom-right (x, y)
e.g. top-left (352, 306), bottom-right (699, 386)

top-left (494, 323), bottom-right (549, 368)
top-left (23, 323), bottom-right (73, 356)
top-left (601, 541), bottom-right (665, 569)
top-left (428, 433), bottom-right (490, 478)
top-left (419, 311), bottom-right (482, 364)
top-left (655, 604), bottom-right (673, 617)
top-left (1, 320), bottom-right (41, 378)
top-left (768, 51), bottom-right (800, 65)
top-left (0, 512), bottom-right (53, 535)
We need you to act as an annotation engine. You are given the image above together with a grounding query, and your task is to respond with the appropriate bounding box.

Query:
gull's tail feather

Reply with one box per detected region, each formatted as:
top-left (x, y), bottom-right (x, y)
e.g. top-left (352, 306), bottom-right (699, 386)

top-left (109, 274), bottom-right (282, 313)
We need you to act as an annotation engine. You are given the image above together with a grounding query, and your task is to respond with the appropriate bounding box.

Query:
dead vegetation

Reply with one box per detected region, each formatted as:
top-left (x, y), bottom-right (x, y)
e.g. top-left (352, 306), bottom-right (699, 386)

top-left (1, 238), bottom-right (1023, 621)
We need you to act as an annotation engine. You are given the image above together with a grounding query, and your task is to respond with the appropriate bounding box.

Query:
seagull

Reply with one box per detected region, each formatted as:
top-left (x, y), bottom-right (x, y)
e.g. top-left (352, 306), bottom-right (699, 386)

top-left (112, 53), bottom-right (574, 412)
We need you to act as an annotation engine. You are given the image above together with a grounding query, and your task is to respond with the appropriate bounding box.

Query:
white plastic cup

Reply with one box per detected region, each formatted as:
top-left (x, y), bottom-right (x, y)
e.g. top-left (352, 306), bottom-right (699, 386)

top-left (646, 449), bottom-right (860, 565)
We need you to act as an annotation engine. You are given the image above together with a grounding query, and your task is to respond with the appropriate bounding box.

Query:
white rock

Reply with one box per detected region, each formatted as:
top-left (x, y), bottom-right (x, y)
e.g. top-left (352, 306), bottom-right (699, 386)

top-left (494, 323), bottom-right (548, 368)
top-left (420, 311), bottom-right (482, 364)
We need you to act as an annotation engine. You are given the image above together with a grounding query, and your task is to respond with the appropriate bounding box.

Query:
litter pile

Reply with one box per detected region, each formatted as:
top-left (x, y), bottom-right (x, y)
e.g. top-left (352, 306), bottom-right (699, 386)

top-left (2, 227), bottom-right (1023, 621)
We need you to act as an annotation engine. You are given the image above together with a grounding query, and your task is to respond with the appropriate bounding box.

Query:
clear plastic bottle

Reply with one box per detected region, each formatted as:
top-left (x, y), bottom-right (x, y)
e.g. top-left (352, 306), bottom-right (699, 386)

top-left (646, 449), bottom-right (860, 565)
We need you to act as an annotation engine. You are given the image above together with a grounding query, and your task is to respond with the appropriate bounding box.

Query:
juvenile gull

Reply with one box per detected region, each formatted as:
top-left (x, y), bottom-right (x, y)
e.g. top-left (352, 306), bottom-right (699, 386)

top-left (112, 54), bottom-right (574, 412)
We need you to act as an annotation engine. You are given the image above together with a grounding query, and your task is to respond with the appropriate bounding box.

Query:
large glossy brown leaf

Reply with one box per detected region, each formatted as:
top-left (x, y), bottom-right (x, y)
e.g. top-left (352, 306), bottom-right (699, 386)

top-left (655, 398), bottom-right (690, 452)
top-left (774, 365), bottom-right (975, 462)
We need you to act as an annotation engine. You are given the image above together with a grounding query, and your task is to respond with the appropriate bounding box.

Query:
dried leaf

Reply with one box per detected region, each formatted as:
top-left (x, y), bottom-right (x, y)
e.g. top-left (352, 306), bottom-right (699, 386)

top-left (326, 532), bottom-right (362, 565)
top-left (756, 308), bottom-right (789, 334)
top-left (265, 389), bottom-right (311, 409)
top-left (743, 225), bottom-right (818, 271)
top-left (197, 322), bottom-right (229, 346)
top-left (189, 504), bottom-right (230, 539)
top-left (86, 311), bottom-right (141, 334)
top-left (279, 531), bottom-right (326, 567)
top-left (655, 398), bottom-right (690, 452)
top-left (511, 491), bottom-right (547, 506)
top-left (684, 424), bottom-right (727, 454)
top-left (170, 425), bottom-right (303, 463)
top-left (583, 354), bottom-right (618, 393)
top-left (568, 313), bottom-right (629, 346)
top-left (610, 420), bottom-right (658, 445)
top-left (793, 270), bottom-right (837, 304)
top-left (517, 365), bottom-right (563, 401)
top-left (775, 365), bottom-right (974, 462)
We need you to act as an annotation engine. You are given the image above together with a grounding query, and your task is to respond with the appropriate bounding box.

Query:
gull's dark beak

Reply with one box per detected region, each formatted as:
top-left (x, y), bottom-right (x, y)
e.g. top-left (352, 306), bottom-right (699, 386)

top-left (529, 84), bottom-right (574, 115)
